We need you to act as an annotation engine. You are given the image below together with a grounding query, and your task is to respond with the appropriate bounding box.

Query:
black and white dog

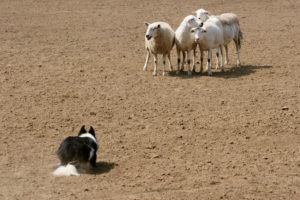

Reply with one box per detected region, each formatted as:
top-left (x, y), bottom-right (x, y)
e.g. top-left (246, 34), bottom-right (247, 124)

top-left (53, 125), bottom-right (98, 176)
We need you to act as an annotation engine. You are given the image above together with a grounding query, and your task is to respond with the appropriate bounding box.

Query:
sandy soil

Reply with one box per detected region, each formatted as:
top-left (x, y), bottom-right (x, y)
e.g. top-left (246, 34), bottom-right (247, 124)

top-left (0, 0), bottom-right (299, 199)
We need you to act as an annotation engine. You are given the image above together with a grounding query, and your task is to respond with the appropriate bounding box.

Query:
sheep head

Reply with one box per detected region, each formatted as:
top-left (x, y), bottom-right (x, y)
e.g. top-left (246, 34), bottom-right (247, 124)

top-left (191, 27), bottom-right (206, 43)
top-left (195, 9), bottom-right (210, 22)
top-left (144, 22), bottom-right (161, 40)
top-left (184, 15), bottom-right (203, 29)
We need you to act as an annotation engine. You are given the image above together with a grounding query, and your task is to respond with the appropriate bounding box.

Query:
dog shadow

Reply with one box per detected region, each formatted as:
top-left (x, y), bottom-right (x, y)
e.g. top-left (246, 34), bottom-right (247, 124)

top-left (83, 161), bottom-right (117, 175)
top-left (168, 65), bottom-right (272, 79)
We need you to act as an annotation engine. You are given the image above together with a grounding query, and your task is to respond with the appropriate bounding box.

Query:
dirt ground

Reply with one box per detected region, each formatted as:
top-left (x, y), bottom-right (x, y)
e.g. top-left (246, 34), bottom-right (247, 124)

top-left (0, 0), bottom-right (299, 199)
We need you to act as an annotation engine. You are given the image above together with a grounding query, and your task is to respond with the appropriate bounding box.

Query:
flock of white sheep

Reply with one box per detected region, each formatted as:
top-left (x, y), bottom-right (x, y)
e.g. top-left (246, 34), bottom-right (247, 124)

top-left (143, 9), bottom-right (243, 76)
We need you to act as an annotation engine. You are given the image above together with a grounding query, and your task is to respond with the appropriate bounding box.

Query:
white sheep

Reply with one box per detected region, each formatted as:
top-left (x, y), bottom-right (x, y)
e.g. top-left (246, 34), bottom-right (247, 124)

top-left (175, 15), bottom-right (203, 75)
top-left (193, 10), bottom-right (223, 72)
top-left (195, 9), bottom-right (243, 67)
top-left (143, 21), bottom-right (175, 76)
top-left (191, 18), bottom-right (224, 76)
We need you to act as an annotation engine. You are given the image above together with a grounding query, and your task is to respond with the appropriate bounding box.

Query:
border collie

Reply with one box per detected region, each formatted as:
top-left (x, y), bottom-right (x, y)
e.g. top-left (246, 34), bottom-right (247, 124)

top-left (53, 125), bottom-right (98, 176)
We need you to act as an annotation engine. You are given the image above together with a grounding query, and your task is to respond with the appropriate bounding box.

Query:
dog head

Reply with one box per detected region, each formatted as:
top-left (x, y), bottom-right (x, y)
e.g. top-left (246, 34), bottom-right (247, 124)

top-left (78, 125), bottom-right (96, 137)
top-left (78, 125), bottom-right (97, 145)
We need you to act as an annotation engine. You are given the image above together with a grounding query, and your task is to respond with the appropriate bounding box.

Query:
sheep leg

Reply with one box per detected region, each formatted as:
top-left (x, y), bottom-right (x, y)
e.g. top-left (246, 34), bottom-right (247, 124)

top-left (200, 48), bottom-right (204, 74)
top-left (224, 45), bottom-right (229, 65)
top-left (220, 45), bottom-right (224, 72)
top-left (176, 49), bottom-right (181, 74)
top-left (234, 41), bottom-right (241, 67)
top-left (167, 53), bottom-right (173, 72)
top-left (162, 54), bottom-right (166, 76)
top-left (187, 50), bottom-right (192, 76)
top-left (216, 47), bottom-right (220, 69)
top-left (181, 51), bottom-right (185, 72)
top-left (192, 49), bottom-right (196, 73)
top-left (143, 50), bottom-right (150, 71)
top-left (153, 54), bottom-right (158, 76)
top-left (207, 49), bottom-right (212, 76)
top-left (206, 52), bottom-right (209, 71)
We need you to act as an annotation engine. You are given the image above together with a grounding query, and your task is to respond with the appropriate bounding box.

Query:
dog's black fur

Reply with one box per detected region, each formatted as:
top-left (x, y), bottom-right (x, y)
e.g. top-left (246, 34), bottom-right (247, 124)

top-left (56, 125), bottom-right (98, 167)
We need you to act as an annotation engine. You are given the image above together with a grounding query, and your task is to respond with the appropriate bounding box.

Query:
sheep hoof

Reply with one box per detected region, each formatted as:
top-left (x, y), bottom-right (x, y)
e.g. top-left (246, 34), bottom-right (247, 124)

top-left (176, 70), bottom-right (180, 75)
top-left (188, 71), bottom-right (192, 76)
top-left (169, 66), bottom-right (173, 71)
top-left (152, 72), bottom-right (157, 76)
top-left (143, 67), bottom-right (147, 71)
top-left (221, 68), bottom-right (225, 72)
top-left (162, 72), bottom-right (166, 76)
top-left (208, 72), bottom-right (212, 76)
top-left (216, 65), bottom-right (219, 69)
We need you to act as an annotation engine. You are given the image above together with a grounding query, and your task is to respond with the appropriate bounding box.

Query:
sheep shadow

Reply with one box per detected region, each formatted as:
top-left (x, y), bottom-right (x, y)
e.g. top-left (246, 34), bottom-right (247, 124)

top-left (168, 65), bottom-right (272, 79)
top-left (83, 161), bottom-right (117, 175)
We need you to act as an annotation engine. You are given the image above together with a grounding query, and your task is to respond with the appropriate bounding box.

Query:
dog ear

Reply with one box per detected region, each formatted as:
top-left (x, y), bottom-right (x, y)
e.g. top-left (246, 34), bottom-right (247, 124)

top-left (78, 125), bottom-right (87, 135)
top-left (89, 126), bottom-right (95, 136)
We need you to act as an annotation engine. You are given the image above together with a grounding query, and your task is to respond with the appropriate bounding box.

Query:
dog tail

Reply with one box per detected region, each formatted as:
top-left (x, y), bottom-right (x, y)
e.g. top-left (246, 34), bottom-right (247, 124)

top-left (53, 164), bottom-right (79, 176)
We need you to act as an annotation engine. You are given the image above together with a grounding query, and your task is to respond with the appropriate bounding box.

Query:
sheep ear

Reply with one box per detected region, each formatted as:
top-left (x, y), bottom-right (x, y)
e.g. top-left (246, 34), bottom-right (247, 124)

top-left (144, 22), bottom-right (150, 27)
top-left (199, 22), bottom-right (204, 27)
top-left (157, 24), bottom-right (160, 29)
top-left (204, 10), bottom-right (210, 15)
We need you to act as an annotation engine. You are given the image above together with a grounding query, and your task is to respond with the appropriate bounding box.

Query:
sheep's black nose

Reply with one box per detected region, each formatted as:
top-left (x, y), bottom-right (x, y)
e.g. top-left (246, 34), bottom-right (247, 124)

top-left (146, 35), bottom-right (152, 40)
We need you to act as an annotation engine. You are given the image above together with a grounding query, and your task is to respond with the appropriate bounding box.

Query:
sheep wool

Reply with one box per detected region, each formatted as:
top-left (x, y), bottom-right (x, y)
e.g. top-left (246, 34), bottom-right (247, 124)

top-left (145, 22), bottom-right (175, 55)
top-left (143, 21), bottom-right (175, 76)
top-left (195, 9), bottom-right (243, 67)
top-left (217, 13), bottom-right (240, 26)
top-left (175, 15), bottom-right (203, 75)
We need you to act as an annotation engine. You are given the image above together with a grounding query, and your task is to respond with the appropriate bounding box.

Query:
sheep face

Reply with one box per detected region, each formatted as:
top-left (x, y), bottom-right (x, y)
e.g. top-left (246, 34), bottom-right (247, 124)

top-left (184, 15), bottom-right (203, 29)
top-left (195, 9), bottom-right (210, 22)
top-left (144, 22), bottom-right (161, 40)
top-left (191, 27), bottom-right (206, 43)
